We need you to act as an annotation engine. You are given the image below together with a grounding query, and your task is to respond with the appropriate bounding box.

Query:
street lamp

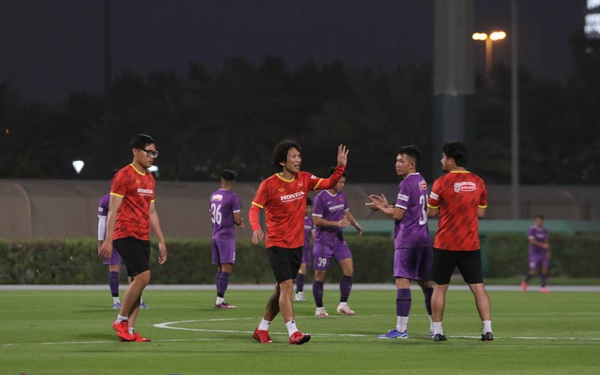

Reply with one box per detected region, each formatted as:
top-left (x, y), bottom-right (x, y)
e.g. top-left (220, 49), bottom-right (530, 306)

top-left (72, 160), bottom-right (85, 174)
top-left (472, 31), bottom-right (507, 82)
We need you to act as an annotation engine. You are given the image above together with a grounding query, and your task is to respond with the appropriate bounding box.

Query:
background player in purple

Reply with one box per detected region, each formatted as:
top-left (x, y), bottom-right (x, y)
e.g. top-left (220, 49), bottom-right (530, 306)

top-left (312, 169), bottom-right (363, 316)
top-left (367, 145), bottom-right (433, 339)
top-left (521, 214), bottom-right (551, 293)
top-left (98, 170), bottom-right (148, 309)
top-left (295, 197), bottom-right (315, 302)
top-left (210, 169), bottom-right (244, 308)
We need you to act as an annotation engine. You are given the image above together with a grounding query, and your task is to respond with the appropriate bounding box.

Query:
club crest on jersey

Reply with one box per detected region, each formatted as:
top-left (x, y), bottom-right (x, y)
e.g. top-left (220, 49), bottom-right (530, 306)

top-left (454, 181), bottom-right (476, 193)
top-left (298, 181), bottom-right (304, 187)
top-left (278, 188), bottom-right (285, 192)
top-left (419, 180), bottom-right (427, 190)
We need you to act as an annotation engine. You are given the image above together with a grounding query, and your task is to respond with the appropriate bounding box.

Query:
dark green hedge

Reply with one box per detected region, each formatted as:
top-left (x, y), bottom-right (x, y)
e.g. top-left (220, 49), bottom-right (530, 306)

top-left (0, 234), bottom-right (598, 284)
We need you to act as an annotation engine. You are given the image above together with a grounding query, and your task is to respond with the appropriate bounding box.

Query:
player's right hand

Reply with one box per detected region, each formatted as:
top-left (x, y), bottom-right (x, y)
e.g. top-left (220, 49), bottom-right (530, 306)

top-left (98, 241), bottom-right (112, 260)
top-left (252, 229), bottom-right (264, 244)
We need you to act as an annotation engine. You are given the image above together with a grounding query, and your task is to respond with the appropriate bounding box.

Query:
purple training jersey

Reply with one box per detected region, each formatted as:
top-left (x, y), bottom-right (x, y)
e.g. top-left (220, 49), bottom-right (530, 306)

top-left (528, 225), bottom-right (549, 256)
top-left (302, 215), bottom-right (315, 265)
top-left (98, 193), bottom-right (120, 266)
top-left (313, 190), bottom-right (348, 246)
top-left (393, 173), bottom-right (431, 249)
top-left (210, 188), bottom-right (241, 240)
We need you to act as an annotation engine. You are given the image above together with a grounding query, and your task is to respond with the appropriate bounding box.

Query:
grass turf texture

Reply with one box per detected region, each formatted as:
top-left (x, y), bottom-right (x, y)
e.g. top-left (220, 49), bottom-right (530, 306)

top-left (1, 288), bottom-right (599, 375)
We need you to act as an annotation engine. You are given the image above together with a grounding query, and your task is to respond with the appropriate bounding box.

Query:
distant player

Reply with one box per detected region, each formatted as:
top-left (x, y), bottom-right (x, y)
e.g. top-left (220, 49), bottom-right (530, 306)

top-left (98, 170), bottom-right (148, 310)
top-left (312, 169), bottom-right (363, 317)
top-left (210, 169), bottom-right (244, 308)
top-left (250, 140), bottom-right (348, 345)
top-left (427, 141), bottom-right (493, 342)
top-left (366, 145), bottom-right (434, 339)
top-left (294, 197), bottom-right (315, 302)
top-left (521, 214), bottom-right (550, 293)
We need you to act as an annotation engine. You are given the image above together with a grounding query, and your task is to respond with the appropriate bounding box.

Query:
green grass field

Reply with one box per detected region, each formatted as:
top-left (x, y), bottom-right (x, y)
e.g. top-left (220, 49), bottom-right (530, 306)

top-left (1, 287), bottom-right (599, 375)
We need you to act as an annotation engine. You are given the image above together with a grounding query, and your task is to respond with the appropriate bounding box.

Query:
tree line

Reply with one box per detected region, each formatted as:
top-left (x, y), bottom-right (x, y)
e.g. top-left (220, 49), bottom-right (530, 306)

top-left (1, 33), bottom-right (598, 184)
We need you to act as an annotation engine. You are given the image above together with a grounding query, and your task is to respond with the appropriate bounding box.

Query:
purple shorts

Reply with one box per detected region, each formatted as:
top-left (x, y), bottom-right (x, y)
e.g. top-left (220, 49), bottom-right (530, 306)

top-left (529, 252), bottom-right (549, 269)
top-left (313, 240), bottom-right (352, 271)
top-left (103, 247), bottom-right (121, 266)
top-left (301, 245), bottom-right (312, 266)
top-left (393, 246), bottom-right (432, 281)
top-left (212, 238), bottom-right (236, 265)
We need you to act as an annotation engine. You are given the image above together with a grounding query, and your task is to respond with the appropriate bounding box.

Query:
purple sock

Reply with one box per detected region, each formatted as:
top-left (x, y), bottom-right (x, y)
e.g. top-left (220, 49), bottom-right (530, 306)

top-left (396, 288), bottom-right (412, 317)
top-left (216, 271), bottom-right (230, 298)
top-left (541, 274), bottom-right (548, 287)
top-left (313, 280), bottom-right (324, 307)
top-left (340, 275), bottom-right (352, 303)
top-left (109, 271), bottom-right (119, 297)
top-left (423, 287), bottom-right (433, 316)
top-left (296, 273), bottom-right (305, 292)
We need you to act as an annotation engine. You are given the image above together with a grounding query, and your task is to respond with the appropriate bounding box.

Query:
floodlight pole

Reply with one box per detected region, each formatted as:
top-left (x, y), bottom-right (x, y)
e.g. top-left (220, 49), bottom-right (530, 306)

top-left (511, 0), bottom-right (520, 219)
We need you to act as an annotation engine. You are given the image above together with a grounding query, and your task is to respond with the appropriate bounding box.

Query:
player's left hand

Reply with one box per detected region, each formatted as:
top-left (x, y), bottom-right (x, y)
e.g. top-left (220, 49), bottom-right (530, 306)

top-left (336, 144), bottom-right (349, 166)
top-left (355, 222), bottom-right (363, 236)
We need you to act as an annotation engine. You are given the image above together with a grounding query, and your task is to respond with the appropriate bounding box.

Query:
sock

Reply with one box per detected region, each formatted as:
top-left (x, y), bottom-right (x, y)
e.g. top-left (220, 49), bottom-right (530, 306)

top-left (116, 315), bottom-right (128, 323)
top-left (296, 273), bottom-right (305, 293)
top-left (396, 288), bottom-right (412, 317)
top-left (258, 318), bottom-right (271, 331)
top-left (524, 274), bottom-right (532, 283)
top-left (109, 271), bottom-right (119, 297)
top-left (423, 287), bottom-right (433, 316)
top-left (113, 296), bottom-right (120, 304)
top-left (285, 320), bottom-right (298, 336)
top-left (396, 316), bottom-right (409, 332)
top-left (541, 274), bottom-right (548, 287)
top-left (429, 315), bottom-right (433, 331)
top-left (313, 280), bottom-right (324, 307)
top-left (216, 271), bottom-right (230, 298)
top-left (482, 320), bottom-right (492, 334)
top-left (340, 275), bottom-right (352, 303)
top-left (128, 327), bottom-right (134, 335)
top-left (216, 297), bottom-right (225, 305)
top-left (433, 322), bottom-right (444, 336)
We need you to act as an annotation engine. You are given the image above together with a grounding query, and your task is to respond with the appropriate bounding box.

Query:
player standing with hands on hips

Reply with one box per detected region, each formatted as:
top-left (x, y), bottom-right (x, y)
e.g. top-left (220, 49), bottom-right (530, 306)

top-left (99, 134), bottom-right (168, 342)
top-left (249, 140), bottom-right (349, 345)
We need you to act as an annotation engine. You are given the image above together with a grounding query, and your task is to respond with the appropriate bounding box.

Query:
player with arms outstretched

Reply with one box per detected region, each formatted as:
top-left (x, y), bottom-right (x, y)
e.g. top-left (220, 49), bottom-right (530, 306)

top-left (249, 140), bottom-right (348, 345)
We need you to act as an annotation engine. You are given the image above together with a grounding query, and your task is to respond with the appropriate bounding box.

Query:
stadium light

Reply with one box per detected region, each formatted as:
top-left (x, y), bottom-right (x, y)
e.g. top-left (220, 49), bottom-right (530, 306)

top-left (72, 160), bottom-right (85, 174)
top-left (472, 30), bottom-right (507, 82)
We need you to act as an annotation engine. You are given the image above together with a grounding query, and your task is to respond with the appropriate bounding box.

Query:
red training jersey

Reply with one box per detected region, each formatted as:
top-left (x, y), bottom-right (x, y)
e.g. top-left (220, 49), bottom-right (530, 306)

top-left (110, 164), bottom-right (156, 241)
top-left (249, 166), bottom-right (345, 249)
top-left (427, 170), bottom-right (487, 251)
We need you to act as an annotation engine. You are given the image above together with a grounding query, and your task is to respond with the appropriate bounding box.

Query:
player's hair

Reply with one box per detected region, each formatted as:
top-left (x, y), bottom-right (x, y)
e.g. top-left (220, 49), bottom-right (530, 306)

top-left (129, 134), bottom-right (155, 150)
top-left (329, 167), bottom-right (347, 178)
top-left (221, 169), bottom-right (237, 182)
top-left (272, 139), bottom-right (301, 170)
top-left (306, 196), bottom-right (313, 206)
top-left (535, 214), bottom-right (545, 220)
top-left (397, 145), bottom-right (421, 166)
top-left (442, 141), bottom-right (468, 167)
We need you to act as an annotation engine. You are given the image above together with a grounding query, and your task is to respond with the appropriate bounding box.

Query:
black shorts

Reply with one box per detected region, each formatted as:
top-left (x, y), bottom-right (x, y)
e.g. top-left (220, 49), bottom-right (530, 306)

top-left (114, 237), bottom-right (151, 278)
top-left (431, 248), bottom-right (483, 285)
top-left (266, 246), bottom-right (303, 284)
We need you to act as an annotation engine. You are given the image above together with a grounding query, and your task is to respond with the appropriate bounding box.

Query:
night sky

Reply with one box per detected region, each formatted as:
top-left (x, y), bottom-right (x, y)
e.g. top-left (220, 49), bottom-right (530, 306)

top-left (0, 0), bottom-right (587, 103)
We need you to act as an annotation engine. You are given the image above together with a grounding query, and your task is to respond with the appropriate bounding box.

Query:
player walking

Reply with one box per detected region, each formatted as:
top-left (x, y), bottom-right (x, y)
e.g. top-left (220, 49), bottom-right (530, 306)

top-left (521, 214), bottom-right (551, 293)
top-left (249, 140), bottom-right (348, 345)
